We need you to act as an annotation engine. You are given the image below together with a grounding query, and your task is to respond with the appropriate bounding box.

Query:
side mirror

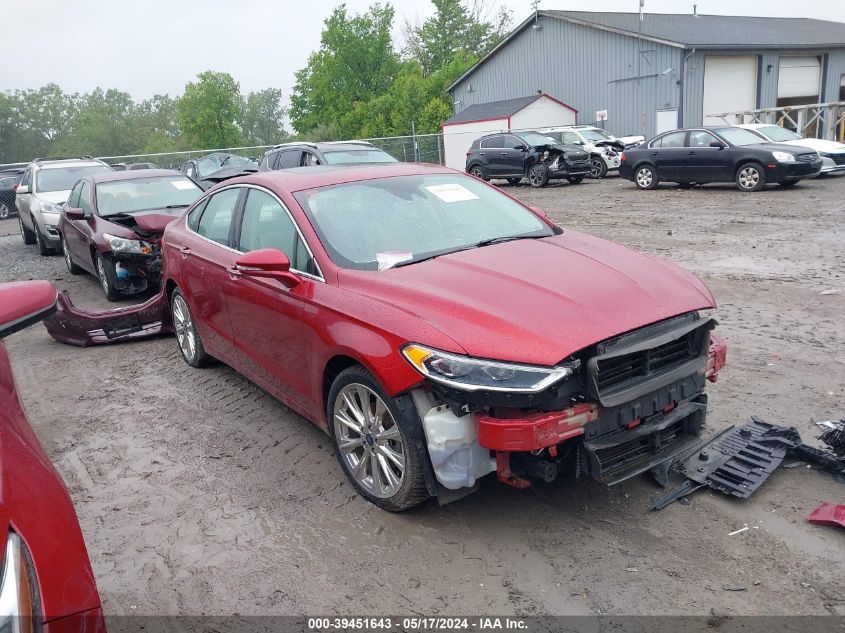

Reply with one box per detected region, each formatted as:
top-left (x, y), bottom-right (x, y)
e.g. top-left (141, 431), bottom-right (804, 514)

top-left (710, 141), bottom-right (727, 149)
top-left (234, 248), bottom-right (300, 288)
top-left (513, 144), bottom-right (527, 151)
top-left (16, 185), bottom-right (29, 195)
top-left (64, 207), bottom-right (85, 220)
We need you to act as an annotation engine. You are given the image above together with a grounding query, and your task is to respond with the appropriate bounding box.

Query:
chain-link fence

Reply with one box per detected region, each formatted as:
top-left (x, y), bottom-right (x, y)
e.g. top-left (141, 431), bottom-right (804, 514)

top-left (0, 132), bottom-right (447, 172)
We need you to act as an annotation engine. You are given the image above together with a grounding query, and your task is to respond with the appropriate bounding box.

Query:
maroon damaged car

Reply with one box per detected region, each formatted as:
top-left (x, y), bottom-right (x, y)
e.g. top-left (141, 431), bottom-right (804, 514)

top-left (58, 170), bottom-right (202, 300)
top-left (0, 281), bottom-right (105, 630)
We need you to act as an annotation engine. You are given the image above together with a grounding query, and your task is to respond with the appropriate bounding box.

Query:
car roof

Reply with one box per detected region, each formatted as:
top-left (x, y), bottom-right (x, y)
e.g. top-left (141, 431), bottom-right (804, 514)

top-left (213, 162), bottom-right (459, 193)
top-left (36, 159), bottom-right (107, 170)
top-left (265, 141), bottom-right (377, 154)
top-left (88, 168), bottom-right (186, 184)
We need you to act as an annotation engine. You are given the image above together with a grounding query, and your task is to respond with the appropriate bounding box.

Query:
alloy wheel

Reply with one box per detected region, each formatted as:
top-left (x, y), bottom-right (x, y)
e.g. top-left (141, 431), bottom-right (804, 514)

top-left (738, 166), bottom-right (760, 190)
top-left (171, 294), bottom-right (197, 362)
top-left (529, 167), bottom-right (545, 187)
top-left (0, 203), bottom-right (9, 220)
top-left (636, 167), bottom-right (653, 188)
top-left (470, 167), bottom-right (484, 178)
top-left (333, 383), bottom-right (405, 499)
top-left (590, 158), bottom-right (604, 178)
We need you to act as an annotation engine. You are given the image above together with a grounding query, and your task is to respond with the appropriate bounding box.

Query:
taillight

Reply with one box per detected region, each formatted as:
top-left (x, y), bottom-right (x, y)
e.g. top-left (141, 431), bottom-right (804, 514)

top-left (620, 152), bottom-right (627, 161)
top-left (0, 531), bottom-right (41, 630)
top-left (466, 150), bottom-right (473, 156)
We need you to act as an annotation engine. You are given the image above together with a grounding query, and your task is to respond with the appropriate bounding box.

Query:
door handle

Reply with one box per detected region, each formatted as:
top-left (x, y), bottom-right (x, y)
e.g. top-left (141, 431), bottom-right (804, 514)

top-left (226, 266), bottom-right (242, 280)
top-left (651, 151), bottom-right (659, 156)
top-left (500, 152), bottom-right (508, 155)
top-left (179, 246), bottom-right (191, 258)
top-left (478, 152), bottom-right (486, 155)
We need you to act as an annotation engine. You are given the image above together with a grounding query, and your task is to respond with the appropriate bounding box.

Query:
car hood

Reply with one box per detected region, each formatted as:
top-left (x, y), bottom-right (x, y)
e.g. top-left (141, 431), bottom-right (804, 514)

top-left (337, 230), bottom-right (715, 366)
top-left (36, 190), bottom-right (71, 204)
top-left (780, 138), bottom-right (845, 153)
top-left (748, 142), bottom-right (820, 155)
top-left (102, 207), bottom-right (184, 236)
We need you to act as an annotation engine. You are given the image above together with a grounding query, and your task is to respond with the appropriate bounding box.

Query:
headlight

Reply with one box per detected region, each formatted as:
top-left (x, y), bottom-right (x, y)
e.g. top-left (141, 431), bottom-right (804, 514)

top-left (103, 233), bottom-right (152, 255)
top-left (0, 531), bottom-right (40, 628)
top-left (772, 151), bottom-right (796, 163)
top-left (40, 202), bottom-right (62, 214)
top-left (401, 343), bottom-right (575, 393)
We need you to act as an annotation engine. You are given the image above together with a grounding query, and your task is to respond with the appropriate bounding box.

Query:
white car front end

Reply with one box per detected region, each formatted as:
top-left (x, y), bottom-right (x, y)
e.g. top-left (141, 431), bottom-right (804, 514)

top-left (780, 139), bottom-right (845, 174)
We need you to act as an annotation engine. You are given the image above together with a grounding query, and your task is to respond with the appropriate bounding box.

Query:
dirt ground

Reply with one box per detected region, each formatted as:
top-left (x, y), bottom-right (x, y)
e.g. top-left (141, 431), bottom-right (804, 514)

top-left (1, 173), bottom-right (844, 617)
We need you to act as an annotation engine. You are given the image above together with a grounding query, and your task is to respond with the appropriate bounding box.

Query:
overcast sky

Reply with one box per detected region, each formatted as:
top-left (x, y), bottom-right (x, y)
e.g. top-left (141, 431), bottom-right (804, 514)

top-left (2, 0), bottom-right (844, 101)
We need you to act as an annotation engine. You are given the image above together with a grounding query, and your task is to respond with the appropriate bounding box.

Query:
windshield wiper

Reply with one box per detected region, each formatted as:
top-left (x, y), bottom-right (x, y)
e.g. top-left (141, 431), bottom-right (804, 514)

top-left (164, 204), bottom-right (189, 209)
top-left (392, 235), bottom-right (546, 269)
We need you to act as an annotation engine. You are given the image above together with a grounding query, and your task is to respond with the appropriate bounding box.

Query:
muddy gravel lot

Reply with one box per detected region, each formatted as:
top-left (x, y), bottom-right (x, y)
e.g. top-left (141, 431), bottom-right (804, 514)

top-left (2, 174), bottom-right (844, 617)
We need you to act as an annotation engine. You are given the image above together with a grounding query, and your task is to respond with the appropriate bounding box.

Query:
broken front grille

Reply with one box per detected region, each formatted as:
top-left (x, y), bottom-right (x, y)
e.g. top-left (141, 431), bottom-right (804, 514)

top-left (797, 152), bottom-right (819, 162)
top-left (830, 153), bottom-right (845, 166)
top-left (586, 313), bottom-right (712, 408)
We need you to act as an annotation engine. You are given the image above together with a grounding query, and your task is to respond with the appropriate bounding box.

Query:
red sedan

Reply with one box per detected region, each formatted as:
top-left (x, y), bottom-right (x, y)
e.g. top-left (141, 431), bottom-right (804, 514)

top-left (158, 163), bottom-right (725, 511)
top-left (0, 282), bottom-right (104, 629)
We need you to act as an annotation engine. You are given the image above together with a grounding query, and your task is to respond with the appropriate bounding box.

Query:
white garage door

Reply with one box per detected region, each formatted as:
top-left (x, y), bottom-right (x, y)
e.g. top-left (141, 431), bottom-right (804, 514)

top-left (702, 56), bottom-right (758, 124)
top-left (778, 56), bottom-right (821, 100)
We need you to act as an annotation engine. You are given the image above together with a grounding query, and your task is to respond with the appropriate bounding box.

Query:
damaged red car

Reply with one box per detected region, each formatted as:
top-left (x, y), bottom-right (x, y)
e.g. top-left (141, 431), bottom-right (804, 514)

top-left (49, 163), bottom-right (727, 512)
top-left (0, 281), bottom-right (105, 629)
top-left (58, 170), bottom-right (202, 300)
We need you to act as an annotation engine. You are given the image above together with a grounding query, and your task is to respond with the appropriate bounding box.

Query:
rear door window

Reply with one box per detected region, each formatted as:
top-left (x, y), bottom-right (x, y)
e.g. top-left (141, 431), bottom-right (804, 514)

top-left (197, 188), bottom-right (240, 246)
top-left (652, 131), bottom-right (687, 148)
top-left (480, 136), bottom-right (504, 149)
top-left (688, 130), bottom-right (718, 147)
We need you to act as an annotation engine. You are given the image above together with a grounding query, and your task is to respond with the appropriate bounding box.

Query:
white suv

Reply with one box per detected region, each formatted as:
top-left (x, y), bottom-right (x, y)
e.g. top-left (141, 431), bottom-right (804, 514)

top-left (16, 157), bottom-right (112, 255)
top-left (539, 125), bottom-right (645, 178)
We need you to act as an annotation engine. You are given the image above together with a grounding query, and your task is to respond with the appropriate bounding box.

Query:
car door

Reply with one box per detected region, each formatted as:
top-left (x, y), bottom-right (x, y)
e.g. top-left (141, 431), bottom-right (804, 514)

top-left (62, 181), bottom-right (92, 270)
top-left (479, 136), bottom-right (506, 176)
top-left (224, 186), bottom-right (316, 406)
top-left (181, 186), bottom-right (243, 361)
top-left (686, 130), bottom-right (732, 182)
top-left (497, 135), bottom-right (528, 176)
top-left (16, 169), bottom-right (33, 227)
top-left (649, 131), bottom-right (689, 181)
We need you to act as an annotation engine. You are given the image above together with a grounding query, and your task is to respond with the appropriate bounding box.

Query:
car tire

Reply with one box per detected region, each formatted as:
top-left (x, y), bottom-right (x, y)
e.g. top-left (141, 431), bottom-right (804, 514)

top-left (328, 365), bottom-right (429, 512)
top-left (506, 177), bottom-right (522, 186)
top-left (468, 165), bottom-right (488, 181)
top-left (589, 157), bottom-right (608, 179)
top-left (779, 180), bottom-right (799, 188)
top-left (0, 202), bottom-right (11, 220)
top-left (735, 162), bottom-right (766, 192)
top-left (568, 175), bottom-right (585, 184)
top-left (35, 225), bottom-right (53, 256)
top-left (528, 164), bottom-right (549, 188)
top-left (19, 215), bottom-right (36, 245)
top-left (170, 288), bottom-right (213, 368)
top-left (96, 253), bottom-right (122, 301)
top-left (634, 164), bottom-right (659, 190)
top-left (62, 236), bottom-right (83, 275)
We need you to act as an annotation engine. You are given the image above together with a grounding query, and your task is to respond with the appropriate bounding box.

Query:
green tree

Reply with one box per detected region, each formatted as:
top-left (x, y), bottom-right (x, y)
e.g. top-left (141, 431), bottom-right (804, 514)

top-left (177, 71), bottom-right (243, 149)
top-left (240, 88), bottom-right (288, 145)
top-left (52, 88), bottom-right (141, 157)
top-left (289, 3), bottom-right (400, 136)
top-left (404, 0), bottom-right (512, 75)
top-left (137, 94), bottom-right (180, 146)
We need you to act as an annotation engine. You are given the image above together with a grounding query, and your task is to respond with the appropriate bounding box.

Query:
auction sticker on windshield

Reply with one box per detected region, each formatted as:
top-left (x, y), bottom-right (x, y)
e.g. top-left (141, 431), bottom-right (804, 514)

top-left (171, 180), bottom-right (197, 190)
top-left (425, 183), bottom-right (479, 203)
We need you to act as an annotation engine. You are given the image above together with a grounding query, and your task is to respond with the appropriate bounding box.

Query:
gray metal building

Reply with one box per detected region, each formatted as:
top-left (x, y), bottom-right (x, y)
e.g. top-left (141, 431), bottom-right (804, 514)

top-left (447, 10), bottom-right (845, 139)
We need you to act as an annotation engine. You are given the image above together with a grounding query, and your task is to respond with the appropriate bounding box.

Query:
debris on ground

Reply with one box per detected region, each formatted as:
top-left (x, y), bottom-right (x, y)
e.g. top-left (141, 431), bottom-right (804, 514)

top-left (806, 503), bottom-right (845, 529)
top-left (728, 527), bottom-right (749, 536)
top-left (651, 416), bottom-right (845, 510)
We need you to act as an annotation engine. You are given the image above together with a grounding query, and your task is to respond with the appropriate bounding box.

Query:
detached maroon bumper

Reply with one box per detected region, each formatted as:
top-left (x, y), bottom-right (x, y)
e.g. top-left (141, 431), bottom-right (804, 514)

top-left (706, 333), bottom-right (727, 382)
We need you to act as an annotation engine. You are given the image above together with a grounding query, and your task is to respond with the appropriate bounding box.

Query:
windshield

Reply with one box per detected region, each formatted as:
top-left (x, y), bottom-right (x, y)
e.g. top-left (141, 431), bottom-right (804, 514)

top-left (36, 165), bottom-right (112, 193)
top-left (714, 128), bottom-right (768, 147)
top-left (755, 126), bottom-right (803, 142)
top-left (195, 154), bottom-right (256, 179)
top-left (518, 132), bottom-right (560, 146)
top-left (580, 129), bottom-right (614, 142)
top-left (294, 174), bottom-right (554, 271)
top-left (321, 149), bottom-right (398, 165)
top-left (96, 175), bottom-right (202, 216)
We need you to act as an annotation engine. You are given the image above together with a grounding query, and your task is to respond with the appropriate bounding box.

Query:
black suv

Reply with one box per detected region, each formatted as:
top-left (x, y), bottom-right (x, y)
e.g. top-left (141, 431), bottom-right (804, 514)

top-left (259, 141), bottom-right (398, 171)
top-left (465, 131), bottom-right (592, 187)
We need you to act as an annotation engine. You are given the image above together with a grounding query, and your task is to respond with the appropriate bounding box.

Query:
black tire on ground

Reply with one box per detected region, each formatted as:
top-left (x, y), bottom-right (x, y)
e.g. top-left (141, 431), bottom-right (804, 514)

top-left (589, 157), bottom-right (608, 179)
top-left (568, 175), bottom-right (585, 184)
top-left (735, 162), bottom-right (766, 192)
top-left (633, 164), bottom-right (659, 190)
top-left (19, 215), bottom-right (36, 245)
top-left (779, 180), bottom-right (799, 188)
top-left (35, 225), bottom-right (53, 256)
top-left (96, 252), bottom-right (122, 301)
top-left (62, 236), bottom-right (83, 274)
top-left (506, 177), bottom-right (522, 185)
top-left (170, 287), bottom-right (213, 368)
top-left (0, 202), bottom-right (11, 220)
top-left (327, 365), bottom-right (429, 512)
top-left (528, 164), bottom-right (549, 188)
top-left (468, 165), bottom-right (488, 181)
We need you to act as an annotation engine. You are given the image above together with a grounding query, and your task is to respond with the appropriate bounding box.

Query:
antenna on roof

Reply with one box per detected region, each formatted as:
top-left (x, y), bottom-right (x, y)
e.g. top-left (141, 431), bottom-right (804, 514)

top-left (639, 0), bottom-right (645, 21)
top-left (693, 3), bottom-right (700, 17)
top-left (532, 0), bottom-right (542, 30)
